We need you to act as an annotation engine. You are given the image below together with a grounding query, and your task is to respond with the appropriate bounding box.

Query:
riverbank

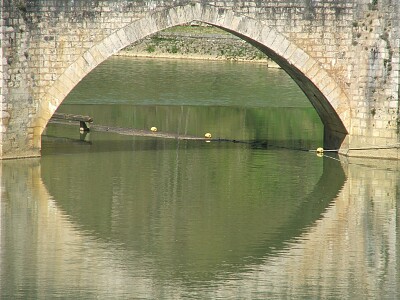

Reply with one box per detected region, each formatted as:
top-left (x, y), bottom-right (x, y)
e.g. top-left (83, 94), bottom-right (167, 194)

top-left (115, 24), bottom-right (280, 68)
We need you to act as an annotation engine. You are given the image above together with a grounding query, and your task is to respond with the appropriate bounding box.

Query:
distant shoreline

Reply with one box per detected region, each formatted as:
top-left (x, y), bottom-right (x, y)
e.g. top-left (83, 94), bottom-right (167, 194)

top-left (114, 51), bottom-right (281, 68)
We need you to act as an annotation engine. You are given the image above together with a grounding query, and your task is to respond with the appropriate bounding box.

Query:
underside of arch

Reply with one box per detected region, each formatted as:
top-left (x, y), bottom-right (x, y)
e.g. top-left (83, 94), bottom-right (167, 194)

top-left (34, 3), bottom-right (350, 150)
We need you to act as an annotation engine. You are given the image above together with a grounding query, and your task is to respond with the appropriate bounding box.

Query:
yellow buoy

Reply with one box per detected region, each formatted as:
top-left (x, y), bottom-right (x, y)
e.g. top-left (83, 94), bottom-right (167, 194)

top-left (150, 126), bottom-right (158, 132)
top-left (316, 147), bottom-right (324, 153)
top-left (204, 132), bottom-right (212, 139)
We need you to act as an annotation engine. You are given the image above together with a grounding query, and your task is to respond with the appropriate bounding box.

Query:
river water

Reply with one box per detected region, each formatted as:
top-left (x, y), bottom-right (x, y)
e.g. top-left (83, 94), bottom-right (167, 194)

top-left (1, 57), bottom-right (399, 299)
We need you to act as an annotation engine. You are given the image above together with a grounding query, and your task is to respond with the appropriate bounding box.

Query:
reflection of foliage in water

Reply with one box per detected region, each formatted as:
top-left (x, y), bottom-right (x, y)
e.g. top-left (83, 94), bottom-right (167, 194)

top-left (64, 57), bottom-right (312, 108)
top-left (55, 104), bottom-right (322, 151)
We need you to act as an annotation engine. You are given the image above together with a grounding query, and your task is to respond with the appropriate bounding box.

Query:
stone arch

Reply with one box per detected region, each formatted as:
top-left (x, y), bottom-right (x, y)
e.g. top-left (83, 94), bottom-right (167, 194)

top-left (33, 3), bottom-right (350, 149)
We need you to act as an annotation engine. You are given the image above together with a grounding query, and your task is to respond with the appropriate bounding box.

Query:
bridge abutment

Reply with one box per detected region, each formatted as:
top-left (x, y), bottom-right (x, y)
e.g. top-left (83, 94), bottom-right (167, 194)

top-left (1, 0), bottom-right (400, 159)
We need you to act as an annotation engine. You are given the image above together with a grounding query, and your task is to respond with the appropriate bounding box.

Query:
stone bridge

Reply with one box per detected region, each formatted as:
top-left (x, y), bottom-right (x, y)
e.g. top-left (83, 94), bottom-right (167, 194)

top-left (1, 0), bottom-right (399, 159)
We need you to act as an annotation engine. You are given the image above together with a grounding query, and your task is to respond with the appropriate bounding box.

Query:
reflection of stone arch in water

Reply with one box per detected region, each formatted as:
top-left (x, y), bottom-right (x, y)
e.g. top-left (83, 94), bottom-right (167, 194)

top-left (224, 156), bottom-right (347, 265)
top-left (40, 146), bottom-right (346, 281)
top-left (0, 160), bottom-right (157, 298)
top-left (266, 156), bottom-right (346, 245)
top-left (3, 157), bottom-right (397, 297)
top-left (210, 158), bottom-right (400, 298)
top-left (34, 3), bottom-right (349, 150)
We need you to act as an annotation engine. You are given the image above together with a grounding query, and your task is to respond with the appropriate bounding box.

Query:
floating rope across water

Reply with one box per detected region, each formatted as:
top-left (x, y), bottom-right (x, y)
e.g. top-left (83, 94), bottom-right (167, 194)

top-left (48, 116), bottom-right (400, 154)
top-left (309, 143), bottom-right (400, 154)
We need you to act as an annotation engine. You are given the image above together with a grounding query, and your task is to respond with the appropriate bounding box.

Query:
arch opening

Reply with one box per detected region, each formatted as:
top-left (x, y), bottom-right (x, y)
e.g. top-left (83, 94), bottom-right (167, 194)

top-left (36, 3), bottom-right (350, 151)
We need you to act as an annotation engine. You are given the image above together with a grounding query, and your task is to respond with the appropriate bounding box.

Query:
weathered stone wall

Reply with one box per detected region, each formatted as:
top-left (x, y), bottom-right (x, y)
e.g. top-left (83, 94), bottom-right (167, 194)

top-left (2, 0), bottom-right (38, 158)
top-left (0, 2), bottom-right (5, 157)
top-left (1, 0), bottom-right (400, 159)
top-left (344, 0), bottom-right (400, 158)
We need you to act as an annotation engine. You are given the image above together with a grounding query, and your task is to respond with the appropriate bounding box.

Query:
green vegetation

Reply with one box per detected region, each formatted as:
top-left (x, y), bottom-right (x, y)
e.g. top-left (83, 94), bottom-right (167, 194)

top-left (146, 45), bottom-right (155, 53)
top-left (168, 45), bottom-right (179, 54)
top-left (16, 1), bottom-right (27, 13)
top-left (368, 0), bottom-right (378, 10)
